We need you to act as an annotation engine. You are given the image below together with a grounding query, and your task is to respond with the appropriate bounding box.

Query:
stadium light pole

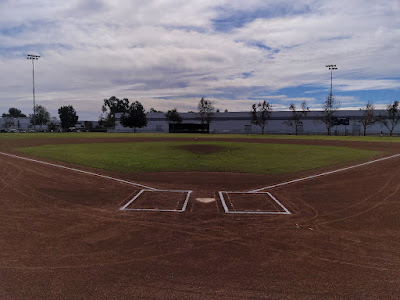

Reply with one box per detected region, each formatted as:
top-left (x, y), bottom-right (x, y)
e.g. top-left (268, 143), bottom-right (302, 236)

top-left (27, 54), bottom-right (40, 132)
top-left (326, 64), bottom-right (338, 99)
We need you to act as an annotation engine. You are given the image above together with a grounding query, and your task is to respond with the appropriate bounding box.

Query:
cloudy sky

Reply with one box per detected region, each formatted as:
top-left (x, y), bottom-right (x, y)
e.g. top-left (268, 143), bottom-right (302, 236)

top-left (0, 0), bottom-right (399, 120)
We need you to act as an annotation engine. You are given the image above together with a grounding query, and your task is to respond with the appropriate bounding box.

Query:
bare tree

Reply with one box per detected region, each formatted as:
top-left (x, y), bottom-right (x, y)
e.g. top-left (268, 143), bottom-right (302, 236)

top-left (250, 100), bottom-right (272, 134)
top-left (359, 101), bottom-right (376, 136)
top-left (198, 97), bottom-right (215, 125)
top-left (319, 95), bottom-right (339, 135)
top-left (378, 101), bottom-right (400, 136)
top-left (284, 101), bottom-right (309, 135)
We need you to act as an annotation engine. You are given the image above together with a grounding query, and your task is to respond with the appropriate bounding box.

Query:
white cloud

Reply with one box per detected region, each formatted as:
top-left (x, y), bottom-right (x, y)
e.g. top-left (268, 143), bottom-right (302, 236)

top-left (0, 0), bottom-right (399, 119)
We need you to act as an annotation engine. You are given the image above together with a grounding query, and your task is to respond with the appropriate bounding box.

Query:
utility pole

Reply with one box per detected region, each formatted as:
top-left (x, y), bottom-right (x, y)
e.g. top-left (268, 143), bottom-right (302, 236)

top-left (27, 54), bottom-right (40, 132)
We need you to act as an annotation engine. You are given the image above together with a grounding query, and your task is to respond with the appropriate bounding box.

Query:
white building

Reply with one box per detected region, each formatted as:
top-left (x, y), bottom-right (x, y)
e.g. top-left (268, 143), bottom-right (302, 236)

top-left (0, 117), bottom-right (99, 132)
top-left (0, 117), bottom-right (33, 132)
top-left (113, 110), bottom-right (395, 136)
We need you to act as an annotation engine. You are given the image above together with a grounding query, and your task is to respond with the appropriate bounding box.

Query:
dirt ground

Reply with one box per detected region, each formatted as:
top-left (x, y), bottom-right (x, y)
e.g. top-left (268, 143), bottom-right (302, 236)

top-left (0, 137), bottom-right (399, 299)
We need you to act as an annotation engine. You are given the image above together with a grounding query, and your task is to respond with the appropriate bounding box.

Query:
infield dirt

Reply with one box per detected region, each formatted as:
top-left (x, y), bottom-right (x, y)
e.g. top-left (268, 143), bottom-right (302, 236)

top-left (0, 137), bottom-right (399, 299)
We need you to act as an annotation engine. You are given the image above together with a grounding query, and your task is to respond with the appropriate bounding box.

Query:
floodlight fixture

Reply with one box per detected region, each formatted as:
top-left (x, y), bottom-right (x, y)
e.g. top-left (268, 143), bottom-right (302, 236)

top-left (326, 64), bottom-right (338, 97)
top-left (27, 54), bottom-right (40, 60)
top-left (27, 54), bottom-right (40, 131)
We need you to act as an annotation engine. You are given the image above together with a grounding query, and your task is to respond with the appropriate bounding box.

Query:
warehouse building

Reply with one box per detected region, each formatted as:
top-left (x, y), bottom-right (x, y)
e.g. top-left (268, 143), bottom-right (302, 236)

top-left (113, 110), bottom-right (396, 136)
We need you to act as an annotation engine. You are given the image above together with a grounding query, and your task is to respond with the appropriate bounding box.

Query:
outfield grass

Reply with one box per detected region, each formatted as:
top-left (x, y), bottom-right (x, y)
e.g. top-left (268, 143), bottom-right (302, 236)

top-left (1, 131), bottom-right (400, 143)
top-left (19, 141), bottom-right (379, 174)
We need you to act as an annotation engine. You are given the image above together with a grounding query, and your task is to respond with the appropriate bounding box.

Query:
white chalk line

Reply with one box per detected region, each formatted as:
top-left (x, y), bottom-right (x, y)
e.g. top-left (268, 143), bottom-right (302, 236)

top-left (0, 151), bottom-right (158, 191)
top-left (249, 153), bottom-right (400, 193)
top-left (218, 191), bottom-right (229, 213)
top-left (120, 189), bottom-right (192, 212)
top-left (218, 191), bottom-right (291, 215)
top-left (267, 192), bottom-right (291, 214)
top-left (0, 152), bottom-right (195, 213)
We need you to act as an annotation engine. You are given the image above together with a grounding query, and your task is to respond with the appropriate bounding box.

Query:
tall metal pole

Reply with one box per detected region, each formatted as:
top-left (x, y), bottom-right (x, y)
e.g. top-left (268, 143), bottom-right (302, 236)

top-left (326, 64), bottom-right (337, 100)
top-left (32, 58), bottom-right (36, 131)
top-left (27, 54), bottom-right (40, 132)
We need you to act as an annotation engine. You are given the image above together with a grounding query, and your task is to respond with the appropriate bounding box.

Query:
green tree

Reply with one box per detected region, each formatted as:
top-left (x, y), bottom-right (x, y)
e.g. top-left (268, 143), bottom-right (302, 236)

top-left (84, 121), bottom-right (94, 131)
top-left (359, 101), bottom-right (376, 136)
top-left (2, 107), bottom-right (26, 118)
top-left (58, 105), bottom-right (78, 131)
top-left (48, 117), bottom-right (58, 132)
top-left (100, 96), bottom-right (129, 128)
top-left (165, 108), bottom-right (182, 124)
top-left (378, 101), bottom-right (400, 136)
top-left (284, 101), bottom-right (309, 135)
top-left (250, 100), bottom-right (272, 134)
top-left (30, 104), bottom-right (50, 126)
top-left (198, 97), bottom-right (215, 125)
top-left (149, 108), bottom-right (162, 113)
top-left (121, 101), bottom-right (147, 132)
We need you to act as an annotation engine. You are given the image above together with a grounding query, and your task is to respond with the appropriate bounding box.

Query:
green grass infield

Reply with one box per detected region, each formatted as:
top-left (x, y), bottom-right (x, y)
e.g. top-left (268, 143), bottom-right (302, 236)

top-left (19, 141), bottom-right (380, 175)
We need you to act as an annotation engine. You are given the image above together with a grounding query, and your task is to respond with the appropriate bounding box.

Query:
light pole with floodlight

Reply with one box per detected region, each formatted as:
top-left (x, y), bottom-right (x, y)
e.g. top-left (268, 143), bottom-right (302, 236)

top-left (27, 54), bottom-right (40, 131)
top-left (326, 64), bottom-right (338, 100)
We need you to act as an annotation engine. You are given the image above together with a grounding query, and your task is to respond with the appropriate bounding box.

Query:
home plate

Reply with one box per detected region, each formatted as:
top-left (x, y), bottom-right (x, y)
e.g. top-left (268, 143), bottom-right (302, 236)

top-left (196, 198), bottom-right (215, 203)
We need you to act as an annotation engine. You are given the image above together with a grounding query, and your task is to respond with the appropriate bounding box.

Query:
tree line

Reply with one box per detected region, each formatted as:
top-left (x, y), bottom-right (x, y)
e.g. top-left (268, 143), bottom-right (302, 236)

top-left (99, 96), bottom-right (216, 131)
top-left (2, 96), bottom-right (400, 135)
top-left (249, 97), bottom-right (400, 136)
top-left (1, 105), bottom-right (79, 131)
top-left (319, 97), bottom-right (400, 136)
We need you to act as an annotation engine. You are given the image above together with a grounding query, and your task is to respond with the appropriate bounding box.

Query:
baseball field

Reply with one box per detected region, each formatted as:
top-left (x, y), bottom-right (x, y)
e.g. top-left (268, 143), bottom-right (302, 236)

top-left (0, 133), bottom-right (399, 299)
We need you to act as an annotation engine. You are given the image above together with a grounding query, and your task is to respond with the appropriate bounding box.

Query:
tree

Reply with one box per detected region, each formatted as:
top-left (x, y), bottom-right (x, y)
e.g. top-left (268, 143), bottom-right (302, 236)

top-left (198, 97), bottom-right (215, 125)
top-left (58, 105), bottom-right (78, 131)
top-left (250, 100), bottom-right (272, 134)
top-left (2, 107), bottom-right (26, 118)
top-left (284, 101), bottom-right (309, 135)
top-left (48, 117), bottom-right (58, 132)
top-left (359, 101), bottom-right (376, 136)
top-left (165, 108), bottom-right (182, 124)
top-left (120, 101), bottom-right (147, 132)
top-left (378, 101), bottom-right (400, 136)
top-left (100, 96), bottom-right (129, 128)
top-left (319, 95), bottom-right (339, 135)
top-left (30, 104), bottom-right (50, 126)
top-left (84, 121), bottom-right (94, 131)
top-left (149, 108), bottom-right (162, 113)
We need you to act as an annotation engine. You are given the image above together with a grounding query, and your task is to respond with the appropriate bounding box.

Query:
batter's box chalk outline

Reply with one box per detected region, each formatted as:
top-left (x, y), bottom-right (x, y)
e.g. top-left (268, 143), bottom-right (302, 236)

top-left (218, 191), bottom-right (291, 215)
top-left (120, 189), bottom-right (192, 212)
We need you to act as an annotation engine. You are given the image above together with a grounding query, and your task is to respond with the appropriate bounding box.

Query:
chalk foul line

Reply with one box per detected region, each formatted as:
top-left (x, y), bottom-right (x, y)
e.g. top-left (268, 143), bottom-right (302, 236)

top-left (2, 151), bottom-right (399, 196)
top-left (249, 153), bottom-right (400, 192)
top-left (0, 151), bottom-right (158, 191)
